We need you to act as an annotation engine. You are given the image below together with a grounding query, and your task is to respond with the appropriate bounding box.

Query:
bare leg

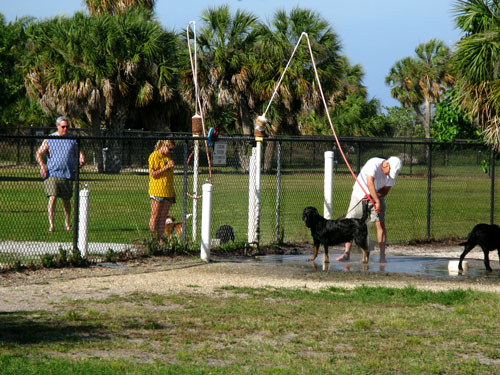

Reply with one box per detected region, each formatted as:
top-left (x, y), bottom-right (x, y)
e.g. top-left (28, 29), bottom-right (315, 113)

top-left (63, 199), bottom-right (71, 230)
top-left (150, 199), bottom-right (172, 244)
top-left (376, 220), bottom-right (387, 263)
top-left (149, 198), bottom-right (160, 238)
top-left (156, 200), bottom-right (172, 244)
top-left (336, 241), bottom-right (351, 261)
top-left (47, 196), bottom-right (56, 232)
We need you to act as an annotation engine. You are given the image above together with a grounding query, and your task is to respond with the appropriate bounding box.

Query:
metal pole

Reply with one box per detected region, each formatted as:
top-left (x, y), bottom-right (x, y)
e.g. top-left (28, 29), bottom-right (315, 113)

top-left (356, 140), bottom-right (361, 174)
top-left (182, 140), bottom-right (189, 243)
top-left (274, 141), bottom-right (282, 243)
top-left (73, 137), bottom-right (81, 250)
top-left (192, 139), bottom-right (200, 242)
top-left (491, 148), bottom-right (495, 225)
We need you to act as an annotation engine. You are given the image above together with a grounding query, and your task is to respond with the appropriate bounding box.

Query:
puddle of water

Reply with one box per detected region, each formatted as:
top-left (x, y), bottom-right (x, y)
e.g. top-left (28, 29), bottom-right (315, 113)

top-left (251, 253), bottom-right (500, 280)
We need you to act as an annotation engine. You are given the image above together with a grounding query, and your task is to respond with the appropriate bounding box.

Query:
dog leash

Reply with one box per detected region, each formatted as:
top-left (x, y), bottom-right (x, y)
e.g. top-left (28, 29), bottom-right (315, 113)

top-left (335, 197), bottom-right (375, 221)
top-left (335, 198), bottom-right (364, 220)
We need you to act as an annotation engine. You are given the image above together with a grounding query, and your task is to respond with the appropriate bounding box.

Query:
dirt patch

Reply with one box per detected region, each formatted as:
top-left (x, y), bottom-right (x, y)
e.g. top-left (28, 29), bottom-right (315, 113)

top-left (1, 242), bottom-right (499, 313)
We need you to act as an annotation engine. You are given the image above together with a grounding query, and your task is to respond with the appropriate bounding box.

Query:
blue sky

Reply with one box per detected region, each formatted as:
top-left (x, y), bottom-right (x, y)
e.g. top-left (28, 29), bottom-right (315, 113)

top-left (2, 0), bottom-right (462, 109)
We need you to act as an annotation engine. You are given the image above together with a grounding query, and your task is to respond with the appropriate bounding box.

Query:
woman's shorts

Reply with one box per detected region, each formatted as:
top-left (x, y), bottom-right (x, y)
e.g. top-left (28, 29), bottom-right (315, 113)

top-left (149, 195), bottom-right (176, 203)
top-left (44, 177), bottom-right (73, 201)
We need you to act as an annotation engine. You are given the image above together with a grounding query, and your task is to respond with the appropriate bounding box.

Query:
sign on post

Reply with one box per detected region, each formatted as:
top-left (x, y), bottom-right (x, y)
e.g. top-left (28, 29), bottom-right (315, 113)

top-left (212, 141), bottom-right (227, 166)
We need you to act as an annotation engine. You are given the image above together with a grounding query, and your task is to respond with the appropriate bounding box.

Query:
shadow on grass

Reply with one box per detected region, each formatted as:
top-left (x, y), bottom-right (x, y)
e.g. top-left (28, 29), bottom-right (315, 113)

top-left (0, 311), bottom-right (105, 344)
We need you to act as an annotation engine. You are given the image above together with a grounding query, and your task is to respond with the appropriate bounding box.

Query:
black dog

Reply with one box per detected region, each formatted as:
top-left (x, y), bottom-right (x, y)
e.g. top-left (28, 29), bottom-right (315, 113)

top-left (302, 202), bottom-right (370, 263)
top-left (215, 225), bottom-right (235, 244)
top-left (459, 223), bottom-right (500, 272)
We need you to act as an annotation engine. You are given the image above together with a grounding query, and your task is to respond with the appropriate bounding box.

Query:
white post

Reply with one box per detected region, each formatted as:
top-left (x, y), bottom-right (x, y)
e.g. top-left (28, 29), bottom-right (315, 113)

top-left (200, 183), bottom-right (213, 262)
top-left (324, 151), bottom-right (334, 220)
top-left (255, 140), bottom-right (262, 244)
top-left (78, 184), bottom-right (90, 257)
top-left (248, 148), bottom-right (257, 243)
top-left (192, 139), bottom-right (199, 242)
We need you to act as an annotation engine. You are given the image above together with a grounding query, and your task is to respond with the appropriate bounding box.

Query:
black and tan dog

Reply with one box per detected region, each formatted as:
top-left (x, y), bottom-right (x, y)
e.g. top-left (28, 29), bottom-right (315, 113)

top-left (302, 202), bottom-right (370, 263)
top-left (459, 223), bottom-right (500, 272)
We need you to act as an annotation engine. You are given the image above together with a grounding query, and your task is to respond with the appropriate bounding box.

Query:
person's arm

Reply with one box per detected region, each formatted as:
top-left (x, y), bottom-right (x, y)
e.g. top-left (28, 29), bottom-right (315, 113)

top-left (36, 140), bottom-right (49, 179)
top-left (366, 175), bottom-right (382, 214)
top-left (377, 185), bottom-right (391, 197)
top-left (150, 159), bottom-right (174, 179)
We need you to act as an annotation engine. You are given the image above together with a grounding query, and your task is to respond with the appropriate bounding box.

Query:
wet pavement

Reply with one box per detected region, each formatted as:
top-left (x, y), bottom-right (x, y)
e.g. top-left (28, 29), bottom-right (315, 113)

top-left (249, 253), bottom-right (500, 280)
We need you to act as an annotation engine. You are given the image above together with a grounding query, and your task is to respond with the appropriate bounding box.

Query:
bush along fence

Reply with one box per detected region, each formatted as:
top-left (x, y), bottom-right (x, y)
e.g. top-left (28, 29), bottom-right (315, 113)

top-left (0, 132), bottom-right (498, 268)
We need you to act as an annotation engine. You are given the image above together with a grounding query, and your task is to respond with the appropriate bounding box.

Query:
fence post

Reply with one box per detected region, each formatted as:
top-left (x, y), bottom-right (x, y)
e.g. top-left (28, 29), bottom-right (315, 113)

top-left (73, 137), bottom-right (81, 251)
top-left (182, 139), bottom-right (189, 243)
top-left (16, 125), bottom-right (21, 165)
top-left (274, 141), bottom-right (282, 243)
top-left (410, 141), bottom-right (414, 177)
top-left (323, 151), bottom-right (334, 220)
top-left (200, 183), bottom-right (213, 262)
top-left (491, 148), bottom-right (496, 225)
top-left (356, 140), bottom-right (361, 174)
top-left (426, 142), bottom-right (432, 240)
top-left (248, 147), bottom-right (258, 244)
top-left (78, 183), bottom-right (90, 257)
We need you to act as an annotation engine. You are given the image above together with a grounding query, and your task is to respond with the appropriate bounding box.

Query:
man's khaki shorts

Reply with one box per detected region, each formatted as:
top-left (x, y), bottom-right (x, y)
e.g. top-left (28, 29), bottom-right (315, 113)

top-left (44, 177), bottom-right (73, 201)
top-left (345, 194), bottom-right (385, 222)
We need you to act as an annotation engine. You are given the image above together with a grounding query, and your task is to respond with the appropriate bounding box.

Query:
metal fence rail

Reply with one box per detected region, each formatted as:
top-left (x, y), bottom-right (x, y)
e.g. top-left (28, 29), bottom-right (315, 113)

top-left (0, 133), bottom-right (498, 268)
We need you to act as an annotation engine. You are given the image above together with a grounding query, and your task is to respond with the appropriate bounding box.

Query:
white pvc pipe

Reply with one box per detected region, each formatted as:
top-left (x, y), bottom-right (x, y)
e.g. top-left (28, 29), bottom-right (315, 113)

top-left (78, 184), bottom-right (90, 257)
top-left (200, 183), bottom-right (213, 262)
top-left (324, 151), bottom-right (334, 219)
top-left (255, 141), bottom-right (262, 243)
top-left (248, 148), bottom-right (257, 243)
top-left (192, 139), bottom-right (199, 242)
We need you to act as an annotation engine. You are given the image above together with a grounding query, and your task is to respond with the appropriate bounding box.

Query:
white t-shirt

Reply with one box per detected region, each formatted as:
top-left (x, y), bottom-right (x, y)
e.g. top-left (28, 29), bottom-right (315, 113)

top-left (351, 157), bottom-right (395, 199)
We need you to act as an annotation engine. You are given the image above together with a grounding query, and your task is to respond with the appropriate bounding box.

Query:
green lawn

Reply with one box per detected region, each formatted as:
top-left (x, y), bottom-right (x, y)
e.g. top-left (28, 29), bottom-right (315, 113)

top-left (1, 165), bottom-right (499, 248)
top-left (1, 285), bottom-right (499, 374)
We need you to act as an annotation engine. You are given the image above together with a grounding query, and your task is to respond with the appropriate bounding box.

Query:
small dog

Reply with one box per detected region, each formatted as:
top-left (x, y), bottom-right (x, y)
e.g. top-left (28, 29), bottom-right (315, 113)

top-left (302, 202), bottom-right (370, 263)
top-left (165, 214), bottom-right (192, 237)
top-left (459, 223), bottom-right (500, 272)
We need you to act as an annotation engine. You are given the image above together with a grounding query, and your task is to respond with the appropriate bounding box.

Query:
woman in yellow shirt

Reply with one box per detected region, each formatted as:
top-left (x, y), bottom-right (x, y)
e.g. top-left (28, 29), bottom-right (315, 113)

top-left (148, 140), bottom-right (176, 244)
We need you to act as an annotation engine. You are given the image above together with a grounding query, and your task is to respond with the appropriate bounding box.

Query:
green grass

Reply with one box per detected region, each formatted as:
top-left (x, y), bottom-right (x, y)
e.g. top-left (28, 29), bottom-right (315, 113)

top-left (1, 164), bottom-right (500, 249)
top-left (1, 285), bottom-right (499, 374)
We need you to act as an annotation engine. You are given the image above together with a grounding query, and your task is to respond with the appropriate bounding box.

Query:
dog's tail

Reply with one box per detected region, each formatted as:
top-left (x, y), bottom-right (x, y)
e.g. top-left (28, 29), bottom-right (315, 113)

top-left (361, 200), bottom-right (370, 223)
top-left (459, 230), bottom-right (478, 247)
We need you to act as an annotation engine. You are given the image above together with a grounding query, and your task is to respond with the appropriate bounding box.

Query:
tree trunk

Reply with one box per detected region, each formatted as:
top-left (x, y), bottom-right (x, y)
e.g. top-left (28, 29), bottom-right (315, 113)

top-left (103, 105), bottom-right (127, 173)
top-left (85, 108), bottom-right (105, 173)
top-left (238, 100), bottom-right (253, 136)
top-left (423, 99), bottom-right (431, 139)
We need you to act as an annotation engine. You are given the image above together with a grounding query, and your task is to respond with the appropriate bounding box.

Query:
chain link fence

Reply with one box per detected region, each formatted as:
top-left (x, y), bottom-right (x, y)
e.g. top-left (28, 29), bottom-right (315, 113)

top-left (1, 132), bottom-right (498, 268)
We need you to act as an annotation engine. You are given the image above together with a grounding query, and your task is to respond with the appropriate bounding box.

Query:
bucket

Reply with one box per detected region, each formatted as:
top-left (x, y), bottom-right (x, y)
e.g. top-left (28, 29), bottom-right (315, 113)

top-left (192, 114), bottom-right (202, 136)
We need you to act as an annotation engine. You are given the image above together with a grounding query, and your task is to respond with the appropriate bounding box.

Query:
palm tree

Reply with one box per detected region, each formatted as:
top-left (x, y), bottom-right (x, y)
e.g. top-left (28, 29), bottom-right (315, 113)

top-left (254, 7), bottom-right (343, 136)
top-left (181, 5), bottom-right (259, 136)
top-left (0, 14), bottom-right (49, 128)
top-left (24, 8), bottom-right (179, 171)
top-left (386, 39), bottom-right (453, 138)
top-left (451, 0), bottom-right (500, 148)
top-left (85, 0), bottom-right (155, 16)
